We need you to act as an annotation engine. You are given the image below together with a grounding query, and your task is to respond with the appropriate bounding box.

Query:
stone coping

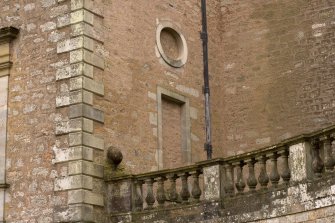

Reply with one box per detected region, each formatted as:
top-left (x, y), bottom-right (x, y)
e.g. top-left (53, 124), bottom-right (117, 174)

top-left (0, 27), bottom-right (19, 44)
top-left (106, 124), bottom-right (335, 182)
top-left (0, 184), bottom-right (9, 189)
top-left (0, 62), bottom-right (12, 70)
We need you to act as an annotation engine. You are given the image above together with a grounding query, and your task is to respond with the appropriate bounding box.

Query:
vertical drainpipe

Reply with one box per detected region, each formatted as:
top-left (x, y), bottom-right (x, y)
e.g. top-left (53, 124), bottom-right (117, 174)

top-left (201, 0), bottom-right (213, 160)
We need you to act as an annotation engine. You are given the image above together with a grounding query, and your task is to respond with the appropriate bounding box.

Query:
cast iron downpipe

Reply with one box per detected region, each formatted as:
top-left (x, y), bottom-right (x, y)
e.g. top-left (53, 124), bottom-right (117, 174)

top-left (201, 0), bottom-right (213, 160)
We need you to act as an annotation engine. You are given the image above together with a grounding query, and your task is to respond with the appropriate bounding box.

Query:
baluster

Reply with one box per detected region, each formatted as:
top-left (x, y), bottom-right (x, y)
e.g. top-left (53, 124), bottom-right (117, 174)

top-left (191, 170), bottom-right (202, 202)
top-left (144, 178), bottom-right (155, 209)
top-left (179, 172), bottom-right (190, 203)
top-left (224, 164), bottom-right (234, 196)
top-left (269, 152), bottom-right (280, 187)
top-left (234, 161), bottom-right (245, 194)
top-left (246, 158), bottom-right (257, 191)
top-left (167, 174), bottom-right (178, 203)
top-left (257, 155), bottom-right (269, 189)
top-left (320, 135), bottom-right (334, 172)
top-left (156, 177), bottom-right (166, 207)
top-left (311, 138), bottom-right (324, 178)
top-left (133, 180), bottom-right (143, 211)
top-left (278, 147), bottom-right (291, 185)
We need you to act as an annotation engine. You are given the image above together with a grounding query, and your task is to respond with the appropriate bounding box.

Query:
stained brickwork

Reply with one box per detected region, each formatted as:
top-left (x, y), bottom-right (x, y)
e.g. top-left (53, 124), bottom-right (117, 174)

top-left (0, 1), bottom-right (66, 221)
top-left (162, 98), bottom-right (183, 169)
top-left (211, 0), bottom-right (335, 157)
top-left (99, 0), bottom-right (211, 173)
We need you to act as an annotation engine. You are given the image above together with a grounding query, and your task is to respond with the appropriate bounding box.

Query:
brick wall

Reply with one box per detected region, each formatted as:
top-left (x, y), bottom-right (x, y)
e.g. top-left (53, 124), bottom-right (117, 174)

top-left (0, 0), bottom-right (334, 221)
top-left (211, 0), bottom-right (335, 157)
top-left (0, 0), bottom-right (67, 221)
top-left (162, 98), bottom-right (183, 169)
top-left (99, 0), bottom-right (217, 173)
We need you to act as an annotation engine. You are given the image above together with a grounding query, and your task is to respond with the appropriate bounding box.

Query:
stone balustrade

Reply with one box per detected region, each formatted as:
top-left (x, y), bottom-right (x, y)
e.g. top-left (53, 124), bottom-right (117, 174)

top-left (133, 166), bottom-right (203, 211)
top-left (106, 125), bottom-right (335, 216)
top-left (311, 132), bottom-right (335, 177)
top-left (222, 145), bottom-right (291, 196)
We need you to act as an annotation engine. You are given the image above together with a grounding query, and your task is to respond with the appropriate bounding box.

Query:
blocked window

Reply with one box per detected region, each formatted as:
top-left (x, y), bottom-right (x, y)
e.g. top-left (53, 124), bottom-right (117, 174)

top-left (157, 87), bottom-right (191, 170)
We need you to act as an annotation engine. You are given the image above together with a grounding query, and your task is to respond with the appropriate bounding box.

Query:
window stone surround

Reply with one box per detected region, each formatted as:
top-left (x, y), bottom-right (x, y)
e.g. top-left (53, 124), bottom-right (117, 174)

top-left (0, 26), bottom-right (19, 222)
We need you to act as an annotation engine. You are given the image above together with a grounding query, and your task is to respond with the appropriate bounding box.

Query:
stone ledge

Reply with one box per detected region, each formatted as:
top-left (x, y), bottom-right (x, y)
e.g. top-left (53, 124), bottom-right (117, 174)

top-left (0, 27), bottom-right (19, 44)
top-left (0, 62), bottom-right (12, 71)
top-left (0, 184), bottom-right (9, 189)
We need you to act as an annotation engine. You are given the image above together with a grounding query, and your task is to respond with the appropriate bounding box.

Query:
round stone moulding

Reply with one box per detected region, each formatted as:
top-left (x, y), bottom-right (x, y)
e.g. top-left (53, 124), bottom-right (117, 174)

top-left (156, 22), bottom-right (188, 68)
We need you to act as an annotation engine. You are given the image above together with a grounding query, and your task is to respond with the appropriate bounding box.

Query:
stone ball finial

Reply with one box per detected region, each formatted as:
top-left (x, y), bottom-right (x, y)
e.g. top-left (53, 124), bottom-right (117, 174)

top-left (107, 146), bottom-right (123, 167)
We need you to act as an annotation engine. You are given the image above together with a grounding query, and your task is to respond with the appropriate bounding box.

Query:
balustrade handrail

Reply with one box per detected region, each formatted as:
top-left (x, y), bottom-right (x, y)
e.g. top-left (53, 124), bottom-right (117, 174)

top-left (106, 124), bottom-right (335, 182)
top-left (219, 124), bottom-right (335, 164)
top-left (106, 163), bottom-right (206, 182)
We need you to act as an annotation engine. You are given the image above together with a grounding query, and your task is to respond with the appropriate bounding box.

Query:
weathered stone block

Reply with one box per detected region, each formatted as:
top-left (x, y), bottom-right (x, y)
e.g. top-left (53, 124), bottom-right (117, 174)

top-left (83, 77), bottom-right (104, 96)
top-left (71, 22), bottom-right (102, 42)
top-left (57, 13), bottom-right (71, 28)
top-left (70, 76), bottom-right (104, 96)
top-left (203, 164), bottom-right (224, 201)
top-left (69, 104), bottom-right (104, 123)
top-left (54, 204), bottom-right (94, 222)
top-left (71, 0), bottom-right (103, 17)
top-left (69, 132), bottom-right (104, 150)
top-left (70, 49), bottom-right (104, 69)
top-left (68, 160), bottom-right (104, 178)
top-left (54, 175), bottom-right (93, 191)
top-left (57, 37), bottom-right (83, 53)
top-left (289, 142), bottom-right (313, 182)
top-left (68, 189), bottom-right (104, 206)
top-left (57, 36), bottom-right (94, 53)
top-left (107, 179), bottom-right (133, 213)
top-left (52, 146), bottom-right (94, 163)
top-left (0, 68), bottom-right (9, 77)
top-left (71, 9), bottom-right (94, 25)
top-left (56, 89), bottom-right (93, 108)
top-left (0, 43), bottom-right (9, 57)
top-left (56, 62), bottom-right (93, 80)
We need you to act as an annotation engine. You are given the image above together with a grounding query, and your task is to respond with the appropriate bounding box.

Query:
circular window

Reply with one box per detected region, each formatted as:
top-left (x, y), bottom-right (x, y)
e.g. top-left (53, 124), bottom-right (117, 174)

top-left (156, 22), bottom-right (188, 68)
